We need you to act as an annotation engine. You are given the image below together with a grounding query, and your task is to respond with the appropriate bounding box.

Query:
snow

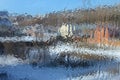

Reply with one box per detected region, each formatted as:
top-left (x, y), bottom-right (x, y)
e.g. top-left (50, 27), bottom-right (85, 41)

top-left (49, 43), bottom-right (120, 60)
top-left (0, 36), bottom-right (36, 42)
top-left (0, 33), bottom-right (57, 42)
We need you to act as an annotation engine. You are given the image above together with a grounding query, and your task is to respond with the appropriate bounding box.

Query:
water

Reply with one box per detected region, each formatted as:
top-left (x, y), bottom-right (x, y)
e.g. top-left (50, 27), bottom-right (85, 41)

top-left (0, 60), bottom-right (120, 80)
top-left (0, 44), bottom-right (120, 80)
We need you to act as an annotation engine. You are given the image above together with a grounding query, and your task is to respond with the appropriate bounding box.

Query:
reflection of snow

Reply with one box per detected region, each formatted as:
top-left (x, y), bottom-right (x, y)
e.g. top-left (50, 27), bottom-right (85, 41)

top-left (0, 42), bottom-right (120, 80)
top-left (0, 43), bottom-right (119, 80)
top-left (0, 55), bottom-right (23, 66)
top-left (72, 71), bottom-right (120, 80)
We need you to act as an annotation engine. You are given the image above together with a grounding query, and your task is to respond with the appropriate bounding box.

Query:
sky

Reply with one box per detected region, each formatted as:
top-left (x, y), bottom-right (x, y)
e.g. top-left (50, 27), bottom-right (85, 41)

top-left (0, 0), bottom-right (120, 15)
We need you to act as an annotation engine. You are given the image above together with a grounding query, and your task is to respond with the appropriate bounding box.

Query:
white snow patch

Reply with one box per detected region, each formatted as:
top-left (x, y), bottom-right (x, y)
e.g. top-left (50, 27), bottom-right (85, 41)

top-left (0, 33), bottom-right (57, 42)
top-left (49, 43), bottom-right (120, 60)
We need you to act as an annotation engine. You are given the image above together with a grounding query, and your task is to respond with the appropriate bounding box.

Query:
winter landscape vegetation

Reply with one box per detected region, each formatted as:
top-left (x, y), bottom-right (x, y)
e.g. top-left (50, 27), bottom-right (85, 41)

top-left (0, 0), bottom-right (120, 80)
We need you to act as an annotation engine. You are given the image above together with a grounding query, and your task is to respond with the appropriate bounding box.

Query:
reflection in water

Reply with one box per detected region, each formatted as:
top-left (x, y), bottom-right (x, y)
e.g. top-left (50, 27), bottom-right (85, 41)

top-left (0, 43), bottom-right (120, 80)
top-left (0, 54), bottom-right (120, 80)
top-left (71, 61), bottom-right (120, 80)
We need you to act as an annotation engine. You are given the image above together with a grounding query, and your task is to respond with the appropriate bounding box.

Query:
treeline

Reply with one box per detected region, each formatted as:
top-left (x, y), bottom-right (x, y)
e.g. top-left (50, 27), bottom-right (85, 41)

top-left (11, 4), bottom-right (120, 27)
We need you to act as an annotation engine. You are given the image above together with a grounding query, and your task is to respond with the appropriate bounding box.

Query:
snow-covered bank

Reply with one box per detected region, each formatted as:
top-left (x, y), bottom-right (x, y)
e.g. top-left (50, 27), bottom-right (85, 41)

top-left (0, 36), bottom-right (36, 42)
top-left (0, 33), bottom-right (57, 42)
top-left (49, 43), bottom-right (120, 60)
